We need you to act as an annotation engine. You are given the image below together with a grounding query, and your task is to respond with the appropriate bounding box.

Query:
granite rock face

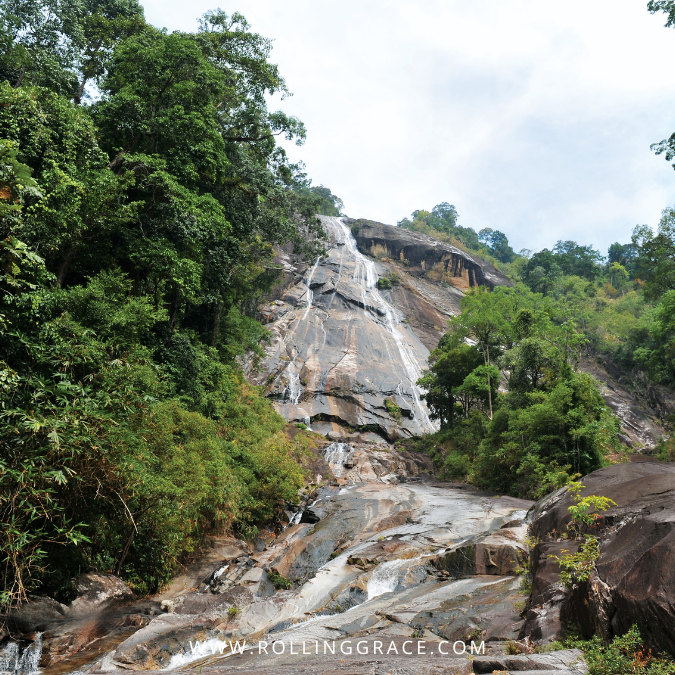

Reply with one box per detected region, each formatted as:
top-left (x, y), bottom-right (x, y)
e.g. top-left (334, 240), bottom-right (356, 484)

top-left (251, 216), bottom-right (511, 440)
top-left (522, 461), bottom-right (675, 654)
top-left (251, 216), bottom-right (441, 439)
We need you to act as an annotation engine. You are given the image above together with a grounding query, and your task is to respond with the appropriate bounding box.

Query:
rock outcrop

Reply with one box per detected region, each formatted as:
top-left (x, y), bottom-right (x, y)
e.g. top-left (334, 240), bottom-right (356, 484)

top-left (522, 460), bottom-right (675, 655)
top-left (253, 216), bottom-right (663, 450)
top-left (348, 218), bottom-right (510, 292)
top-left (579, 357), bottom-right (673, 452)
top-left (250, 216), bottom-right (443, 440)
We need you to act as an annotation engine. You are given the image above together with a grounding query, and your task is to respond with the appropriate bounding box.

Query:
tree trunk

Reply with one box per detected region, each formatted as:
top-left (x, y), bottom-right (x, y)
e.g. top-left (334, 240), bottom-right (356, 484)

top-left (169, 291), bottom-right (180, 333)
top-left (115, 528), bottom-right (135, 576)
top-left (485, 345), bottom-right (493, 420)
top-left (56, 242), bottom-right (78, 287)
top-left (211, 299), bottom-right (223, 347)
top-left (73, 76), bottom-right (89, 105)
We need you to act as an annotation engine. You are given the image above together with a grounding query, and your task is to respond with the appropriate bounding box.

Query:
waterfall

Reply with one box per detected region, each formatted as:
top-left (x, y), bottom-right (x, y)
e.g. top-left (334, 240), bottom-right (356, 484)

top-left (286, 371), bottom-right (302, 405)
top-left (333, 218), bottom-right (435, 432)
top-left (322, 442), bottom-right (355, 478)
top-left (282, 257), bottom-right (322, 407)
top-left (0, 633), bottom-right (43, 675)
top-left (0, 642), bottom-right (18, 673)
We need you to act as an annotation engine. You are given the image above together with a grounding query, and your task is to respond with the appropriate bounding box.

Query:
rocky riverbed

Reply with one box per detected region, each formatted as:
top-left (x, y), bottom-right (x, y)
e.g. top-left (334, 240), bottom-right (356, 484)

top-left (5, 443), bottom-right (675, 674)
top-left (2, 441), bottom-right (571, 675)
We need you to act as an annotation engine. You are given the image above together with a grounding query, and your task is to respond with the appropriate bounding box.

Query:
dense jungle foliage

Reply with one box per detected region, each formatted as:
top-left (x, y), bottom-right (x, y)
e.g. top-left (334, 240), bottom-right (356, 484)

top-left (413, 200), bottom-right (675, 495)
top-left (0, 0), bottom-right (334, 610)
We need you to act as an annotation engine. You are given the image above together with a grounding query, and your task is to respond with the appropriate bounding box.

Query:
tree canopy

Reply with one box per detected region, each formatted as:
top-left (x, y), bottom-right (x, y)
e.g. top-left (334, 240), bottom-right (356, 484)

top-left (0, 1), bottom-right (335, 611)
top-left (417, 285), bottom-right (618, 498)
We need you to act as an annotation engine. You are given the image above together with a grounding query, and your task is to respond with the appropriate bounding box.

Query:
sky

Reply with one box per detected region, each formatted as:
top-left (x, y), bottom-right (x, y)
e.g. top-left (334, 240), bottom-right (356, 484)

top-left (141, 0), bottom-right (675, 254)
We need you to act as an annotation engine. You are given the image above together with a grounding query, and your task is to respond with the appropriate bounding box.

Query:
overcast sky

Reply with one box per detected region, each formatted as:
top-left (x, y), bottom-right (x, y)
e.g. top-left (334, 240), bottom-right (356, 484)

top-left (142, 0), bottom-right (675, 254)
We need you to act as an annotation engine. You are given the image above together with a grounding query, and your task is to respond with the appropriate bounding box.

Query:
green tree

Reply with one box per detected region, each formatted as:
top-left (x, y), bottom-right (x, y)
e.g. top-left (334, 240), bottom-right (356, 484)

top-left (0, 0), bottom-right (145, 99)
top-left (447, 287), bottom-right (518, 418)
top-left (478, 228), bottom-right (516, 263)
top-left (416, 284), bottom-right (618, 498)
top-left (633, 208), bottom-right (675, 298)
top-left (398, 202), bottom-right (481, 251)
top-left (418, 336), bottom-right (483, 427)
top-left (0, 4), bottom-right (328, 613)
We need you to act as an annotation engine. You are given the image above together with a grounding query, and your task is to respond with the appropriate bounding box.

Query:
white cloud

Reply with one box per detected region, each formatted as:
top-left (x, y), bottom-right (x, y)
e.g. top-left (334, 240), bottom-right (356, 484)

top-left (141, 0), bottom-right (675, 254)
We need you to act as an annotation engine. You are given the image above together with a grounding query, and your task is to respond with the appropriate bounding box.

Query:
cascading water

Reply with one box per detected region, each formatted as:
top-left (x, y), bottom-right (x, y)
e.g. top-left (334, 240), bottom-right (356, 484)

top-left (322, 442), bottom-right (355, 478)
top-left (282, 257), bottom-right (322, 407)
top-left (0, 633), bottom-right (43, 675)
top-left (0, 642), bottom-right (18, 673)
top-left (261, 214), bottom-right (439, 437)
top-left (333, 218), bottom-right (435, 432)
top-left (366, 559), bottom-right (410, 600)
top-left (286, 372), bottom-right (302, 405)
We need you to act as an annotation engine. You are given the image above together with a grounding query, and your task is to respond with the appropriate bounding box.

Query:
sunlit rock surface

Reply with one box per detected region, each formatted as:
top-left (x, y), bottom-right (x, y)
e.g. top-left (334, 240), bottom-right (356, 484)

top-left (251, 216), bottom-right (445, 439)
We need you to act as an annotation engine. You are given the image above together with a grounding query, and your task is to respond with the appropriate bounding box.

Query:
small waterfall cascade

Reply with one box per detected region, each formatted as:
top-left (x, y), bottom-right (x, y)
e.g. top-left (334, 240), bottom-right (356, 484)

top-left (322, 442), bottom-right (355, 478)
top-left (367, 559), bottom-right (410, 600)
top-left (0, 633), bottom-right (43, 675)
top-left (285, 371), bottom-right (302, 405)
top-left (281, 258), bottom-right (322, 407)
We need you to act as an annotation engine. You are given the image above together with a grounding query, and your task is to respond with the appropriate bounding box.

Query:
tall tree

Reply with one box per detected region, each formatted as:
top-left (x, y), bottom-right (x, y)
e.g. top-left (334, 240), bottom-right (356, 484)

top-left (0, 0), bottom-right (145, 99)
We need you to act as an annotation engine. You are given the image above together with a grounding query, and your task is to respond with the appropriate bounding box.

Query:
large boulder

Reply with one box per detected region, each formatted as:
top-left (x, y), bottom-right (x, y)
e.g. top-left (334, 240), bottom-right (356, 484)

top-left (522, 461), bottom-right (675, 654)
top-left (8, 595), bottom-right (68, 633)
top-left (69, 572), bottom-right (132, 612)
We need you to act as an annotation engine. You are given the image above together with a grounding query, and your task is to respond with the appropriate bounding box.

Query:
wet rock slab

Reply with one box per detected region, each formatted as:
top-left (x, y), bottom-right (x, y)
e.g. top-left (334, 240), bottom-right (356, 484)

top-left (81, 471), bottom-right (532, 672)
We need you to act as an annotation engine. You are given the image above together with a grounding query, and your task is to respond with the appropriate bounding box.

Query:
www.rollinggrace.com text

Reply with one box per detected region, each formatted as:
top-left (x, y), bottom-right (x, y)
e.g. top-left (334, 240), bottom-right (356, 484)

top-left (188, 639), bottom-right (486, 657)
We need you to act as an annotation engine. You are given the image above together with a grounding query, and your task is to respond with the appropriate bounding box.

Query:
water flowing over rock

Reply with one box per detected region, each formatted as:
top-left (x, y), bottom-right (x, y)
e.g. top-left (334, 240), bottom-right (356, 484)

top-left (253, 216), bottom-right (445, 440)
top-left (0, 633), bottom-right (42, 675)
top-left (23, 445), bottom-right (550, 674)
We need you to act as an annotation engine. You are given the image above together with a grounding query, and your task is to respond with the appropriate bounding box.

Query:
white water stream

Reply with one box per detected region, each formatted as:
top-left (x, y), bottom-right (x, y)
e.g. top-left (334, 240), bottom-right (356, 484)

top-left (331, 217), bottom-right (435, 432)
top-left (322, 442), bottom-right (354, 478)
top-left (0, 633), bottom-right (42, 675)
top-left (366, 558), bottom-right (411, 600)
top-left (272, 216), bottom-right (437, 435)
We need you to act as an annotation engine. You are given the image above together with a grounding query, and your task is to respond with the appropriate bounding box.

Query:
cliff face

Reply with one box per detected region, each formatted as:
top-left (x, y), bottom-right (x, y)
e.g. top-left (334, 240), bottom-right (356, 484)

top-left (249, 216), bottom-right (511, 441)
top-left (348, 218), bottom-right (510, 293)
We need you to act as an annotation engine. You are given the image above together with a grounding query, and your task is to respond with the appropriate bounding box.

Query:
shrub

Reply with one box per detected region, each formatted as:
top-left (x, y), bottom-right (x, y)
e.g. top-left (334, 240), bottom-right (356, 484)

top-left (267, 570), bottom-right (293, 590)
top-left (385, 398), bottom-right (402, 420)
top-left (560, 626), bottom-right (675, 675)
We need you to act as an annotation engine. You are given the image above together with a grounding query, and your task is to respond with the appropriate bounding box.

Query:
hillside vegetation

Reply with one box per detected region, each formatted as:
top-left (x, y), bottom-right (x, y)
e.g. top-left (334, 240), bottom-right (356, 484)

top-left (0, 1), bottom-right (337, 610)
top-left (410, 202), bottom-right (675, 496)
